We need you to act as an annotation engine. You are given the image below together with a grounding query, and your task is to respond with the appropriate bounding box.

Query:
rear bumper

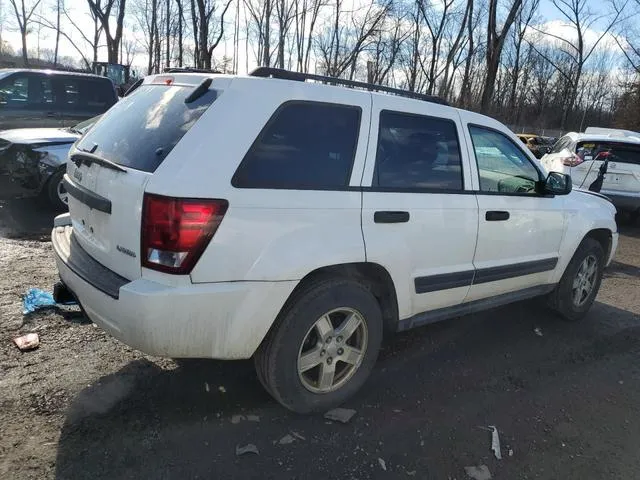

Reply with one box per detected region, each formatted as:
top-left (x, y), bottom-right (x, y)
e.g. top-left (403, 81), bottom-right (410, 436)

top-left (600, 190), bottom-right (640, 212)
top-left (52, 224), bottom-right (296, 359)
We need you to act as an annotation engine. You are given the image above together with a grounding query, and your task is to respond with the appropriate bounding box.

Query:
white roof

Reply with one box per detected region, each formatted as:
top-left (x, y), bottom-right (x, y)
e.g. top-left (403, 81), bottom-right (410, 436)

top-left (565, 128), bottom-right (640, 145)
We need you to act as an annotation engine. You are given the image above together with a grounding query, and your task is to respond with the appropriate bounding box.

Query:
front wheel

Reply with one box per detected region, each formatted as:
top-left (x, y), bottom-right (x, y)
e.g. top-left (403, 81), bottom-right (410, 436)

top-left (254, 278), bottom-right (383, 413)
top-left (44, 168), bottom-right (68, 211)
top-left (549, 237), bottom-right (605, 321)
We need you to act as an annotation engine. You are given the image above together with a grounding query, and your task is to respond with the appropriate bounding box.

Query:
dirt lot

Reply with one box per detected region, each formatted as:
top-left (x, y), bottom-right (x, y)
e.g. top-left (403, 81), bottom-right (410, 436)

top-left (1, 198), bottom-right (640, 480)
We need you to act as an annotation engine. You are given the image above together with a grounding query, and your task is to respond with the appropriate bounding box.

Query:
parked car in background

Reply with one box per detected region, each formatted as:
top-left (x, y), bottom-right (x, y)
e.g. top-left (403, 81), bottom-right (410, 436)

top-left (517, 133), bottom-right (552, 158)
top-left (52, 68), bottom-right (617, 413)
top-left (541, 127), bottom-right (640, 222)
top-left (0, 69), bottom-right (117, 130)
top-left (0, 115), bottom-right (100, 210)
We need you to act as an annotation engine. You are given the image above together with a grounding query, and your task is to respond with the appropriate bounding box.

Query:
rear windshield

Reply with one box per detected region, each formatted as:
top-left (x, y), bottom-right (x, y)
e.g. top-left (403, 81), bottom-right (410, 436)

top-left (76, 84), bottom-right (217, 173)
top-left (577, 141), bottom-right (640, 165)
top-left (550, 135), bottom-right (576, 154)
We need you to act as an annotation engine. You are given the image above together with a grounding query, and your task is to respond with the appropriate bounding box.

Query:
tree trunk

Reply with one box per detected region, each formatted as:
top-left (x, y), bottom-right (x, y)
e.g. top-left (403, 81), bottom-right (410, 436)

top-left (165, 0), bottom-right (170, 68)
top-left (480, 0), bottom-right (523, 113)
top-left (149, 0), bottom-right (157, 73)
top-left (54, 0), bottom-right (61, 65)
top-left (277, 0), bottom-right (285, 68)
top-left (21, 28), bottom-right (28, 66)
top-left (190, 0), bottom-right (198, 67)
top-left (263, 0), bottom-right (272, 66)
top-left (177, 0), bottom-right (183, 66)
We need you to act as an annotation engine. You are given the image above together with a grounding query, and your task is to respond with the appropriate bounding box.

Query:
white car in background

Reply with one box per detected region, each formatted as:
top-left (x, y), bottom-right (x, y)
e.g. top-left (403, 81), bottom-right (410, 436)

top-left (541, 127), bottom-right (640, 222)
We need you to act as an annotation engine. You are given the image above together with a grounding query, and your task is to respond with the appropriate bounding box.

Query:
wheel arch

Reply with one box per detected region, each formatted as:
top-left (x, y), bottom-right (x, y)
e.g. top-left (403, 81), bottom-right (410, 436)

top-left (269, 262), bottom-right (400, 340)
top-left (584, 228), bottom-right (613, 261)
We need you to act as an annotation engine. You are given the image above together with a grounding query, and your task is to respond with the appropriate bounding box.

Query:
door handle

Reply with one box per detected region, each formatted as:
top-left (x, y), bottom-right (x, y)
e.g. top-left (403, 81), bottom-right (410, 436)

top-left (46, 112), bottom-right (57, 118)
top-left (374, 211), bottom-right (410, 223)
top-left (486, 211), bottom-right (510, 221)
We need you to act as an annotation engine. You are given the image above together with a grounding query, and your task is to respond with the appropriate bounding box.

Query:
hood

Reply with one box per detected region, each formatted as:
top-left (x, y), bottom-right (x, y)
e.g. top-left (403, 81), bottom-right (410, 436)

top-left (574, 187), bottom-right (612, 203)
top-left (0, 128), bottom-right (79, 145)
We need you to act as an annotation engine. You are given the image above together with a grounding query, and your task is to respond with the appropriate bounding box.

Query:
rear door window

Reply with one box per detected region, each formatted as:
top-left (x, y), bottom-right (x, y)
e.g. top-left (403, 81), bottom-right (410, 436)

top-left (373, 110), bottom-right (464, 191)
top-left (75, 84), bottom-right (217, 173)
top-left (232, 101), bottom-right (361, 189)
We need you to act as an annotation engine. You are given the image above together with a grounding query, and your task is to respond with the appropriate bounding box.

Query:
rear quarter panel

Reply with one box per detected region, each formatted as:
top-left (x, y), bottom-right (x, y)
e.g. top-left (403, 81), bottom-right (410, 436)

top-left (145, 77), bottom-right (372, 283)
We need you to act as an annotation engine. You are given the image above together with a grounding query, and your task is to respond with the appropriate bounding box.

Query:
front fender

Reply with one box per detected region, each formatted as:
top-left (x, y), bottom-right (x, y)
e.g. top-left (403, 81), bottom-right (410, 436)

top-left (550, 191), bottom-right (617, 283)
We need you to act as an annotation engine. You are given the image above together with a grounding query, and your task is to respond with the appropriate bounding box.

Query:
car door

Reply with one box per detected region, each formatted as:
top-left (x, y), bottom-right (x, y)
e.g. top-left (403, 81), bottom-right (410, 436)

top-left (361, 98), bottom-right (479, 324)
top-left (0, 72), bottom-right (62, 129)
top-left (460, 118), bottom-right (566, 302)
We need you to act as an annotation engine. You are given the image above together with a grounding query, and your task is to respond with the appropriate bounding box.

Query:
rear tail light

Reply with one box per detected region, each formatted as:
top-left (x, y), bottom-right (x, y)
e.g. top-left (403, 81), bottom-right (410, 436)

top-left (141, 194), bottom-right (228, 274)
top-left (594, 151), bottom-right (612, 161)
top-left (562, 153), bottom-right (584, 167)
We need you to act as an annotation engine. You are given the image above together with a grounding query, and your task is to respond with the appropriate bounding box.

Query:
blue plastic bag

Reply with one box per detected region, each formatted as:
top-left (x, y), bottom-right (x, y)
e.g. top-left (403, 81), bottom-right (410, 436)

top-left (23, 288), bottom-right (58, 315)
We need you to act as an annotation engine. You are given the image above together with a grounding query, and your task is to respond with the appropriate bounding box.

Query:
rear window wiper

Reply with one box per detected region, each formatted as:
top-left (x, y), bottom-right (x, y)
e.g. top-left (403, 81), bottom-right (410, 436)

top-left (70, 151), bottom-right (127, 173)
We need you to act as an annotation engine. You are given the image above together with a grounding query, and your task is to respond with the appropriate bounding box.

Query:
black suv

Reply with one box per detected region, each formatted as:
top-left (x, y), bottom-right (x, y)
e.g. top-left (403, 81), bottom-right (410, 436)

top-left (0, 69), bottom-right (118, 130)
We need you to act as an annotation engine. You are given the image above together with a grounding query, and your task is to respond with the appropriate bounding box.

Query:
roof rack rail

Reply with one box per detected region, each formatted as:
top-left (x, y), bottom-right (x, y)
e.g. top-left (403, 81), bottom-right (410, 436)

top-left (163, 67), bottom-right (223, 74)
top-left (249, 67), bottom-right (449, 106)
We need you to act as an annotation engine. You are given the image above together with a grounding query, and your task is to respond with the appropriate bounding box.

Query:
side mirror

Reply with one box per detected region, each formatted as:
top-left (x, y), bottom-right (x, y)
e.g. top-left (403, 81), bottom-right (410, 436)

top-left (544, 171), bottom-right (572, 195)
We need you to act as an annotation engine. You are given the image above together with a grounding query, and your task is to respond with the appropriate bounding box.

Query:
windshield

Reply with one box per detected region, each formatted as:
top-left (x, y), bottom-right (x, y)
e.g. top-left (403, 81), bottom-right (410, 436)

top-left (75, 84), bottom-right (217, 173)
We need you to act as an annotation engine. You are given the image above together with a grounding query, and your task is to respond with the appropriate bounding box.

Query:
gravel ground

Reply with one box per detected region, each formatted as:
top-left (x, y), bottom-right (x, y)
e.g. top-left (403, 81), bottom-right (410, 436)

top-left (1, 198), bottom-right (639, 480)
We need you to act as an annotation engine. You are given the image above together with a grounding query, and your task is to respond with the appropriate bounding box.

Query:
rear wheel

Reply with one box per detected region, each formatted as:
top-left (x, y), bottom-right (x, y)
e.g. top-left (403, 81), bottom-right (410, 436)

top-left (254, 278), bottom-right (383, 413)
top-left (549, 237), bottom-right (605, 321)
top-left (44, 169), bottom-right (68, 211)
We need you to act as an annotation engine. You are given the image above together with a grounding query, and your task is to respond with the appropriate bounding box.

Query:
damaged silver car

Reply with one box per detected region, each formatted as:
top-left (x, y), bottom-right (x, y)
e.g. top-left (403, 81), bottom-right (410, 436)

top-left (0, 115), bottom-right (100, 210)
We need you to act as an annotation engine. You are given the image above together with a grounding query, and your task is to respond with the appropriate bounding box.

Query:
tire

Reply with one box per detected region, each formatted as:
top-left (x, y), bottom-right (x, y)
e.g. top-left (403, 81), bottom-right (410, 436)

top-left (44, 168), bottom-right (68, 212)
top-left (549, 237), bottom-right (605, 321)
top-left (254, 277), bottom-right (383, 413)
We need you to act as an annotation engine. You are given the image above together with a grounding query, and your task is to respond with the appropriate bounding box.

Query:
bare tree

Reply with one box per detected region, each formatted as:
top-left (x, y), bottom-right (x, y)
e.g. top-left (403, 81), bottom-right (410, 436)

top-left (193, 0), bottom-right (232, 69)
top-left (529, 0), bottom-right (628, 128)
top-left (613, 0), bottom-right (640, 73)
top-left (176, 0), bottom-right (184, 66)
top-left (293, 0), bottom-right (325, 72)
top-left (53, 0), bottom-right (61, 65)
top-left (133, 0), bottom-right (158, 73)
top-left (418, 0), bottom-right (456, 94)
top-left (399, 0), bottom-right (425, 92)
top-left (316, 0), bottom-right (391, 78)
top-left (86, 0), bottom-right (127, 63)
top-left (8, 0), bottom-right (43, 65)
top-left (367, 10), bottom-right (409, 85)
top-left (274, 0), bottom-right (295, 68)
top-left (244, 0), bottom-right (274, 66)
top-left (480, 0), bottom-right (523, 113)
top-left (437, 0), bottom-right (472, 98)
top-left (505, 0), bottom-right (540, 121)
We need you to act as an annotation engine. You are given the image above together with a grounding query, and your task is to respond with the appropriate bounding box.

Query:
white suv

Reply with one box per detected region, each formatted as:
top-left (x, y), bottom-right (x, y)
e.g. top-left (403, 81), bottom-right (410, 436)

top-left (52, 69), bottom-right (618, 413)
top-left (541, 127), bottom-right (640, 222)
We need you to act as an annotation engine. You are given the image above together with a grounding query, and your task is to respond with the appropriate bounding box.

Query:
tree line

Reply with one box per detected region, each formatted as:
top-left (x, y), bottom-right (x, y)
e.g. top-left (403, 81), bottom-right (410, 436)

top-left (2, 0), bottom-right (640, 131)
